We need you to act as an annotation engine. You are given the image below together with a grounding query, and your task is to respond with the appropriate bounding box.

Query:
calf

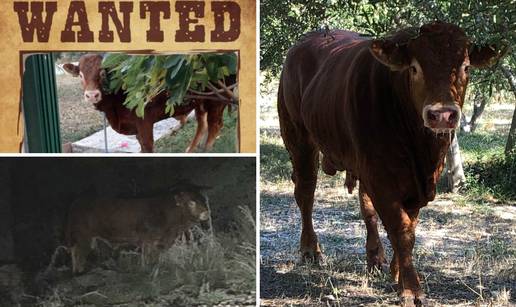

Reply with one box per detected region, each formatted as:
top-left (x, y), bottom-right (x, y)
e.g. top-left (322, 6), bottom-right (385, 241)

top-left (66, 189), bottom-right (211, 274)
top-left (63, 54), bottom-right (234, 153)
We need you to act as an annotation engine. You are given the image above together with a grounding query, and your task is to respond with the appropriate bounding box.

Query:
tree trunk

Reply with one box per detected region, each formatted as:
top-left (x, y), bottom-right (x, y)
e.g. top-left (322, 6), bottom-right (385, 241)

top-left (446, 131), bottom-right (466, 193)
top-left (501, 65), bottom-right (516, 156)
top-left (468, 91), bottom-right (488, 133)
top-left (505, 107), bottom-right (516, 155)
top-left (460, 112), bottom-right (468, 132)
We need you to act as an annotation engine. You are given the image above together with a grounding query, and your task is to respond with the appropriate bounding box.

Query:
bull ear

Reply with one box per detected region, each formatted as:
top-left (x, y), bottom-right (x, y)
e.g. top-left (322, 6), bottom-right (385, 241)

top-left (370, 39), bottom-right (410, 71)
top-left (469, 44), bottom-right (507, 68)
top-left (62, 63), bottom-right (80, 77)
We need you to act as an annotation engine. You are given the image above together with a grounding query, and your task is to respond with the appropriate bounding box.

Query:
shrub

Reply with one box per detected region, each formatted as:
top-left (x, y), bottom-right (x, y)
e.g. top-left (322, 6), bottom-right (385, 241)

top-left (463, 151), bottom-right (516, 201)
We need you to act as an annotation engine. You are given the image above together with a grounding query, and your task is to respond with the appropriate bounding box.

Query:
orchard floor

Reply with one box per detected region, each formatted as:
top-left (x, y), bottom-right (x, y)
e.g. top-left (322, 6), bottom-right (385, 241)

top-left (259, 78), bottom-right (516, 306)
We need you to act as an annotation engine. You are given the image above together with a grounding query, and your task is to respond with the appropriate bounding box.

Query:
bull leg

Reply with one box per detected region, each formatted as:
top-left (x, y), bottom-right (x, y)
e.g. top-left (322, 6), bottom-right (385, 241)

top-left (136, 122), bottom-right (154, 153)
top-left (294, 150), bottom-right (321, 263)
top-left (176, 114), bottom-right (188, 127)
top-left (183, 229), bottom-right (193, 243)
top-left (390, 242), bottom-right (400, 282)
top-left (186, 107), bottom-right (208, 153)
top-left (278, 91), bottom-right (321, 263)
top-left (378, 203), bottom-right (424, 306)
top-left (140, 243), bottom-right (146, 267)
top-left (359, 183), bottom-right (387, 272)
top-left (71, 240), bottom-right (91, 274)
top-left (140, 243), bottom-right (155, 267)
top-left (203, 103), bottom-right (226, 152)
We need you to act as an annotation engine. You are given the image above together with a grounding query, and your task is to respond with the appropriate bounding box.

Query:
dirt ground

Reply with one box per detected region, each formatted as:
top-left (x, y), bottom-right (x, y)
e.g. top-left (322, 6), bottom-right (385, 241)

top-left (260, 172), bottom-right (515, 306)
top-left (259, 79), bottom-right (516, 306)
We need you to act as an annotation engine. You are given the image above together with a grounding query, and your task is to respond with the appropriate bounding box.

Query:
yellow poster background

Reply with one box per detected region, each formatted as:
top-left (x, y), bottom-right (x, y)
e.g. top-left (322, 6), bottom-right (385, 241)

top-left (0, 0), bottom-right (256, 153)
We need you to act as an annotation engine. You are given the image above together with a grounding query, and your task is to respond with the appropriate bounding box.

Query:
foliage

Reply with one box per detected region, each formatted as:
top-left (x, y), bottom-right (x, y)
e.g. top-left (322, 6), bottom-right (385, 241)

top-left (101, 53), bottom-right (238, 117)
top-left (261, 0), bottom-right (515, 89)
top-left (457, 130), bottom-right (515, 200)
top-left (463, 151), bottom-right (516, 201)
top-left (260, 132), bottom-right (292, 183)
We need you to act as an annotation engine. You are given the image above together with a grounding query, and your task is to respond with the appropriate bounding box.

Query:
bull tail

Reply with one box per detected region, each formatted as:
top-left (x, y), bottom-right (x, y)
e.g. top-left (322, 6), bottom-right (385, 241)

top-left (345, 171), bottom-right (358, 194)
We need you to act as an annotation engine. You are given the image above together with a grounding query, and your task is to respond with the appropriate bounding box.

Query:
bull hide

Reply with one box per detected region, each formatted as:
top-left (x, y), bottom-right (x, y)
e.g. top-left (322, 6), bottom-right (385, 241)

top-left (67, 190), bottom-right (211, 274)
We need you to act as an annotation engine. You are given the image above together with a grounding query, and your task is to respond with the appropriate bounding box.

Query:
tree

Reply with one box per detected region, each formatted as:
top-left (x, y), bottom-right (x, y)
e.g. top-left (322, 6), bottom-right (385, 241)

top-left (501, 62), bottom-right (516, 155)
top-left (446, 131), bottom-right (466, 192)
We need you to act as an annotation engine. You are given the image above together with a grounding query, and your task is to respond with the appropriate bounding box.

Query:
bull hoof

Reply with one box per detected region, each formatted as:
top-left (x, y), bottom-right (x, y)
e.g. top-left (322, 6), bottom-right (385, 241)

top-left (399, 295), bottom-right (416, 307)
top-left (300, 251), bottom-right (324, 266)
top-left (367, 256), bottom-right (388, 273)
top-left (414, 295), bottom-right (427, 307)
top-left (399, 294), bottom-right (427, 307)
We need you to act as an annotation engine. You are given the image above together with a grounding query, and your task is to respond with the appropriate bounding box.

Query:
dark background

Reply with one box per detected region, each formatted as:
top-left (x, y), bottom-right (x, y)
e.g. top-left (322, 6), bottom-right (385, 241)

top-left (0, 157), bottom-right (255, 272)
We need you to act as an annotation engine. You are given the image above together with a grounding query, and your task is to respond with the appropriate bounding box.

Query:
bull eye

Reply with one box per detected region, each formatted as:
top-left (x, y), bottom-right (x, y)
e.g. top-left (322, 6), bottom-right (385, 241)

top-left (464, 65), bottom-right (470, 73)
top-left (409, 65), bottom-right (417, 75)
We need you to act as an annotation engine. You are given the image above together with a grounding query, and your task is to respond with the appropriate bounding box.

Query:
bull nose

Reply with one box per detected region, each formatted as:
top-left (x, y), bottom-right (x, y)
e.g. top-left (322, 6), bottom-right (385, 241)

top-left (199, 211), bottom-right (210, 221)
top-left (424, 106), bottom-right (460, 130)
top-left (84, 90), bottom-right (102, 103)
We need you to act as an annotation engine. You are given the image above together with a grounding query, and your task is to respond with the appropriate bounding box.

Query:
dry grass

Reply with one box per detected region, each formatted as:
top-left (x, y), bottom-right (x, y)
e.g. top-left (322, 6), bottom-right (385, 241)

top-left (32, 207), bottom-right (256, 307)
top-left (261, 168), bottom-right (516, 306)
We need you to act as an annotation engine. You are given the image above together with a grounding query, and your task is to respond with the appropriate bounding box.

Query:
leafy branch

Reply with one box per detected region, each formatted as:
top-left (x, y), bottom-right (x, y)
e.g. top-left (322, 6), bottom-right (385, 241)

top-left (101, 53), bottom-right (238, 117)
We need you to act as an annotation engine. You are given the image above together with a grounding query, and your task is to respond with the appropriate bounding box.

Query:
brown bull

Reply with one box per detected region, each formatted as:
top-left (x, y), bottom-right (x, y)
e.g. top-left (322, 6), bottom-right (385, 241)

top-left (63, 54), bottom-right (234, 153)
top-left (66, 189), bottom-right (211, 274)
top-left (278, 22), bottom-right (502, 306)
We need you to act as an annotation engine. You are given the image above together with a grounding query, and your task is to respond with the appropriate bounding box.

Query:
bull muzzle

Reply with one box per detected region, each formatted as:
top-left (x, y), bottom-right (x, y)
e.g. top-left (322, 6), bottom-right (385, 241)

top-left (198, 211), bottom-right (212, 231)
top-left (84, 89), bottom-right (102, 104)
top-left (422, 104), bottom-right (461, 132)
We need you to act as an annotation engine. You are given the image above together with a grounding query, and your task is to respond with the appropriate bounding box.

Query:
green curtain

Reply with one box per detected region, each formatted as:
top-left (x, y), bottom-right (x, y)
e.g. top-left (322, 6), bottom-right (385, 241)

top-left (22, 53), bottom-right (61, 153)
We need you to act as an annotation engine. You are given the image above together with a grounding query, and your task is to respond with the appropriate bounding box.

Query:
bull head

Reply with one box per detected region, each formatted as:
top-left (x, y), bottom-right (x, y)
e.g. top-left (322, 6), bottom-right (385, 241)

top-left (63, 54), bottom-right (106, 104)
top-left (369, 22), bottom-right (505, 133)
top-left (174, 191), bottom-right (211, 223)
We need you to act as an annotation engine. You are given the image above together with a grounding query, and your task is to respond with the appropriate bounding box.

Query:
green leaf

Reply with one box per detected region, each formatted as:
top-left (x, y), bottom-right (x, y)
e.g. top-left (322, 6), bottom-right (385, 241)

top-left (167, 58), bottom-right (186, 82)
top-left (164, 55), bottom-right (184, 69)
top-left (102, 54), bottom-right (130, 69)
top-left (206, 60), bottom-right (219, 81)
top-left (221, 53), bottom-right (238, 74)
top-left (165, 99), bottom-right (175, 115)
top-left (135, 102), bottom-right (145, 118)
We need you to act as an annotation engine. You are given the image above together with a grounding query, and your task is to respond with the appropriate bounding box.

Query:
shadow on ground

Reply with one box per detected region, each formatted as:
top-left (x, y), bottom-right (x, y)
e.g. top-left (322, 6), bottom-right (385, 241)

top-left (260, 133), bottom-right (516, 306)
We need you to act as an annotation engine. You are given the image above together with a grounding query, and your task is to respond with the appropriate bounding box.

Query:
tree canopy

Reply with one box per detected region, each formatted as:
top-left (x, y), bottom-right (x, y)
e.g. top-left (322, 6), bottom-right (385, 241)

top-left (262, 0), bottom-right (514, 74)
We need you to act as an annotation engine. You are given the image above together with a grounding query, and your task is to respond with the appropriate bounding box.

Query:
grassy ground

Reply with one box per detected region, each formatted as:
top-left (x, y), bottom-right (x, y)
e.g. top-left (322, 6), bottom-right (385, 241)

top-left (56, 73), bottom-right (104, 145)
top-left (259, 78), bottom-right (516, 306)
top-left (31, 207), bottom-right (255, 307)
top-left (155, 109), bottom-right (238, 153)
top-left (56, 69), bottom-right (238, 153)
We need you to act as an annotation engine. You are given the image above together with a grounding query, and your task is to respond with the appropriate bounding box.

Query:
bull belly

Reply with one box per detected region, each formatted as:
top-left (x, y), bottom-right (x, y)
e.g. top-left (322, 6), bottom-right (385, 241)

top-left (115, 123), bottom-right (138, 135)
